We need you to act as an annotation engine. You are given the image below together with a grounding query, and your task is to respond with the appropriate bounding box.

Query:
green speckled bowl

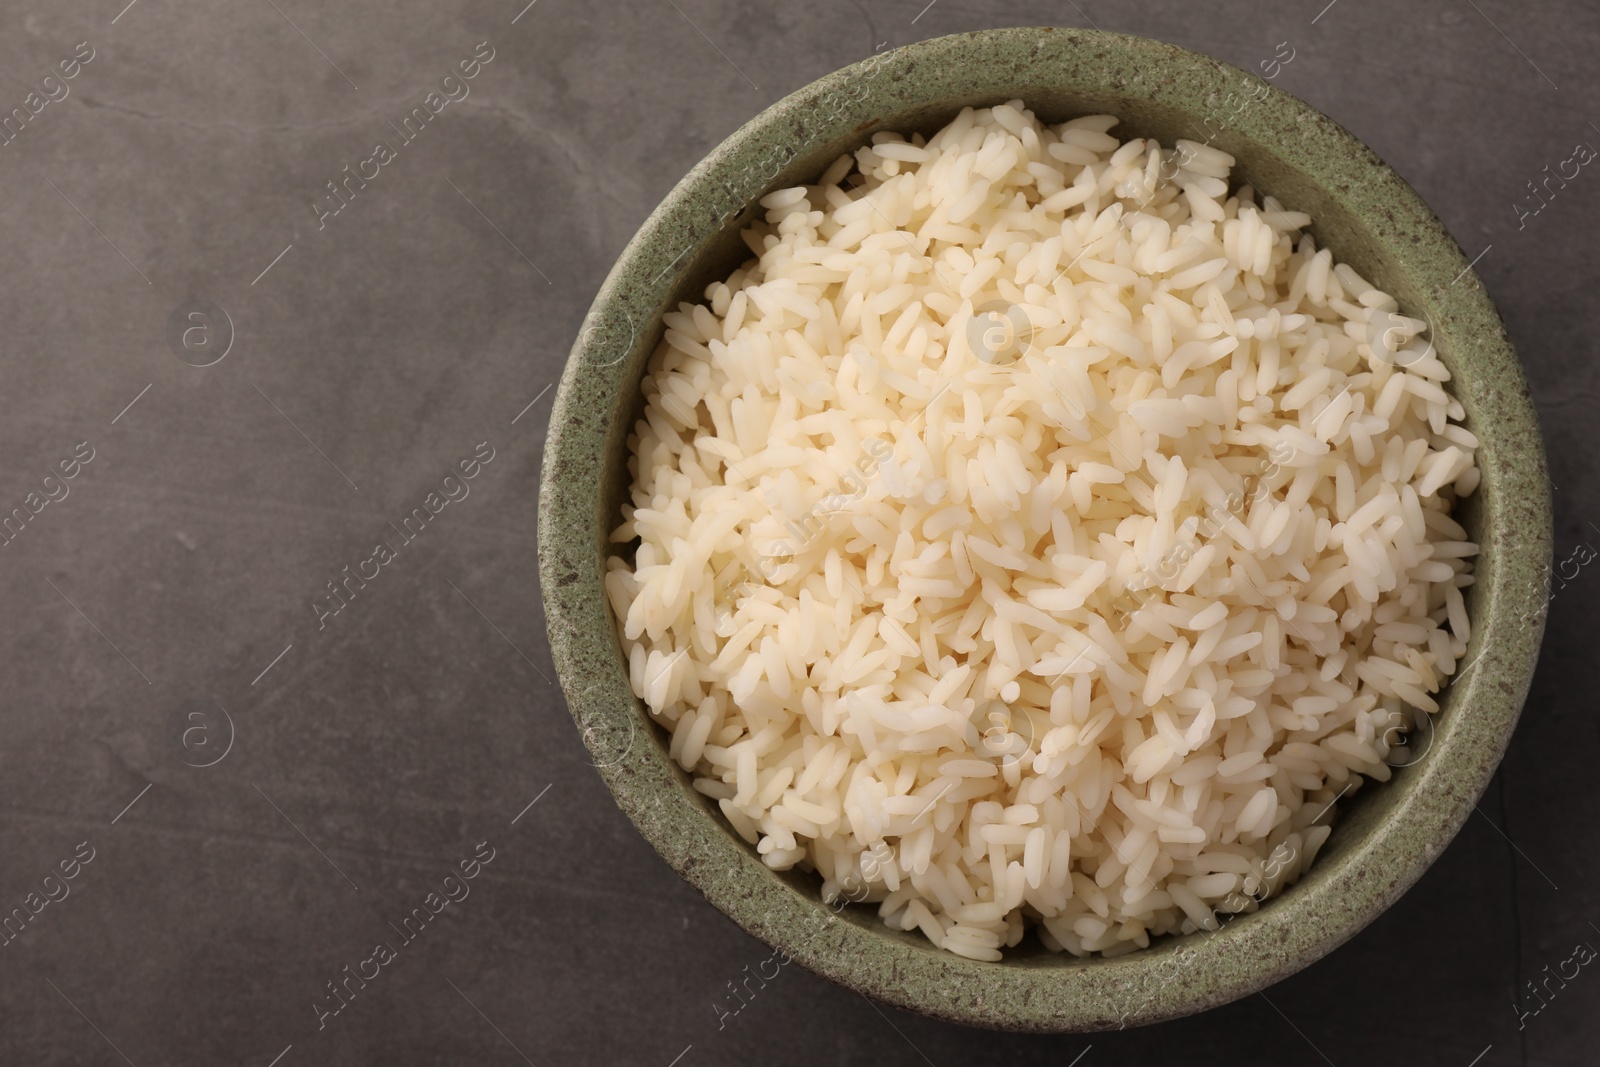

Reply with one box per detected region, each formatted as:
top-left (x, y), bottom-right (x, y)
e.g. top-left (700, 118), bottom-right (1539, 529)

top-left (538, 27), bottom-right (1551, 1031)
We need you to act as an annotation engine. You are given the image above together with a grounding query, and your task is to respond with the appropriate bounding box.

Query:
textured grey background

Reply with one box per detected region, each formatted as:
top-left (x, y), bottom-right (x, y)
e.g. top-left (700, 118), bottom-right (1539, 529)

top-left (0, 1), bottom-right (1590, 1065)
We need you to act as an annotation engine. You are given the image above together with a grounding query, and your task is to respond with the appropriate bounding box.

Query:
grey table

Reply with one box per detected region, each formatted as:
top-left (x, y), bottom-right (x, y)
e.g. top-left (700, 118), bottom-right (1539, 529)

top-left (0, 1), bottom-right (1590, 1064)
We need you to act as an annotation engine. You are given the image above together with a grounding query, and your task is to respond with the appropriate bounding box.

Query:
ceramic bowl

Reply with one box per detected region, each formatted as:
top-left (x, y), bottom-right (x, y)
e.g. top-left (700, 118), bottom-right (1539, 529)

top-left (537, 27), bottom-right (1551, 1031)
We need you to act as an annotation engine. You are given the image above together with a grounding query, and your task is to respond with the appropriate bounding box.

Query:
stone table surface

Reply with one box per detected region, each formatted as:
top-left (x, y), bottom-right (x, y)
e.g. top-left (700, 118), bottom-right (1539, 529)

top-left (0, 1), bottom-right (1593, 1064)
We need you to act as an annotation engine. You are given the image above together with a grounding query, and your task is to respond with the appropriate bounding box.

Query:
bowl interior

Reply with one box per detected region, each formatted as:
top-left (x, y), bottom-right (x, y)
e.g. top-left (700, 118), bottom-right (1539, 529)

top-left (542, 27), bottom-right (1549, 1030)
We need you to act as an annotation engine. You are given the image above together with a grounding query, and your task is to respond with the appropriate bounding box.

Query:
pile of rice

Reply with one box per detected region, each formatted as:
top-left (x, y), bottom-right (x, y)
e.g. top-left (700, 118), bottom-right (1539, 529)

top-left (605, 102), bottom-right (1479, 959)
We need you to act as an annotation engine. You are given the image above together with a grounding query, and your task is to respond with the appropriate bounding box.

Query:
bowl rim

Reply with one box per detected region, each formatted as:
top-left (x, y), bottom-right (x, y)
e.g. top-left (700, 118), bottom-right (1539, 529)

top-left (538, 26), bottom-right (1552, 1031)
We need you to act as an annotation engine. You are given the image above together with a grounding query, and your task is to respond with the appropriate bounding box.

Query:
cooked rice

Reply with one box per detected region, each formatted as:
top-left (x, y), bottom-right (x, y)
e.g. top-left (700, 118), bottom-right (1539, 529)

top-left (605, 101), bottom-right (1478, 959)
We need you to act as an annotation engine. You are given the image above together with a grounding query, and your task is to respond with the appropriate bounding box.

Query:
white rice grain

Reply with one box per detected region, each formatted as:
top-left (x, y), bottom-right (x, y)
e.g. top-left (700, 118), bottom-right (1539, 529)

top-left (612, 103), bottom-right (1479, 959)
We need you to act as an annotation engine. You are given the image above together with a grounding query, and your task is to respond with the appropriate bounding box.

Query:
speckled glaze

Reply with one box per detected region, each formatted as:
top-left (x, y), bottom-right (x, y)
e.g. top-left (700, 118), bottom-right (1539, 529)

top-left (537, 28), bottom-right (1551, 1031)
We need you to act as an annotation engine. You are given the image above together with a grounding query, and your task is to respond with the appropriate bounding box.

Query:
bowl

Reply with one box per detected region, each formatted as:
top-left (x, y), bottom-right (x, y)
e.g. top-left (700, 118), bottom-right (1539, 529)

top-left (537, 27), bottom-right (1551, 1031)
